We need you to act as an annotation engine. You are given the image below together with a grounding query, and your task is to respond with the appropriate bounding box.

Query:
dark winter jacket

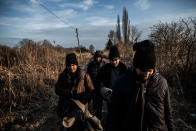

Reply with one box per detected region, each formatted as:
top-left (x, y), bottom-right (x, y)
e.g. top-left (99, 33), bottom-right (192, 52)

top-left (92, 61), bottom-right (127, 119)
top-left (95, 62), bottom-right (127, 90)
top-left (55, 67), bottom-right (94, 117)
top-left (87, 60), bottom-right (105, 84)
top-left (106, 67), bottom-right (174, 131)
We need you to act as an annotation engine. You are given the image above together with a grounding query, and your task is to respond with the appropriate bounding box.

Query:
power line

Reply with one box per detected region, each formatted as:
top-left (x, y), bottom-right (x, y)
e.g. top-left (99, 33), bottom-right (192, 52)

top-left (35, 0), bottom-right (76, 29)
top-left (30, 0), bottom-right (81, 51)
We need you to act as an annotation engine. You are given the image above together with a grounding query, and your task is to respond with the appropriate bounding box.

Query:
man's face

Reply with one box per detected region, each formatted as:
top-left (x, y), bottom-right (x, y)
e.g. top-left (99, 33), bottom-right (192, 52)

top-left (67, 64), bottom-right (77, 73)
top-left (96, 57), bottom-right (102, 63)
top-left (135, 68), bottom-right (154, 81)
top-left (110, 57), bottom-right (120, 67)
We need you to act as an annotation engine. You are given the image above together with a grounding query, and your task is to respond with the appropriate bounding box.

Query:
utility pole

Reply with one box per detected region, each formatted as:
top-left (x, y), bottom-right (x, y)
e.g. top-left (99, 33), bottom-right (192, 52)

top-left (75, 28), bottom-right (81, 58)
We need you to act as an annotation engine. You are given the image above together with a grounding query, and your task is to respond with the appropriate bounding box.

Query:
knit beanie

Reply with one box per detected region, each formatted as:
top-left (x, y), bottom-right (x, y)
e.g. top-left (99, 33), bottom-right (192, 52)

top-left (109, 46), bottom-right (120, 60)
top-left (66, 53), bottom-right (78, 67)
top-left (94, 50), bottom-right (103, 59)
top-left (133, 40), bottom-right (156, 69)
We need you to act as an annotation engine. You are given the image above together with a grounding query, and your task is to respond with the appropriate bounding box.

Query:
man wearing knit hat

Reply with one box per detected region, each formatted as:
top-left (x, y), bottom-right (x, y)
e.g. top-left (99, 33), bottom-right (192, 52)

top-left (106, 40), bottom-right (174, 131)
top-left (87, 51), bottom-right (106, 115)
top-left (87, 51), bottom-right (106, 84)
top-left (55, 53), bottom-right (95, 130)
top-left (95, 46), bottom-right (127, 120)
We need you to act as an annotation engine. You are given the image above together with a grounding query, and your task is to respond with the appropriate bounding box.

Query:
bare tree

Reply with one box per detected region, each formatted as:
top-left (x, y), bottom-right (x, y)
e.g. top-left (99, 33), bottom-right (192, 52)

top-left (150, 18), bottom-right (196, 90)
top-left (89, 44), bottom-right (95, 54)
top-left (180, 18), bottom-right (196, 73)
top-left (150, 21), bottom-right (183, 73)
top-left (130, 25), bottom-right (142, 44)
top-left (116, 15), bottom-right (122, 43)
top-left (122, 7), bottom-right (129, 44)
top-left (128, 20), bottom-right (131, 44)
top-left (108, 30), bottom-right (117, 44)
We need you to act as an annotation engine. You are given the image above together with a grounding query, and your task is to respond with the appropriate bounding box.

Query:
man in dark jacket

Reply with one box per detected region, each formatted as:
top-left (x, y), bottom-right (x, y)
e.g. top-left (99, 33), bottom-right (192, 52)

top-left (95, 46), bottom-right (127, 119)
top-left (106, 40), bottom-right (174, 131)
top-left (87, 50), bottom-right (106, 84)
top-left (55, 53), bottom-right (94, 131)
top-left (87, 51), bottom-right (106, 115)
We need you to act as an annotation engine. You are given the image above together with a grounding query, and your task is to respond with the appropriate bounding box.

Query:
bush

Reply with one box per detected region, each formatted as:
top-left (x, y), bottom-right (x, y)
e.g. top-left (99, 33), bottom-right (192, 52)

top-left (0, 45), bottom-right (21, 68)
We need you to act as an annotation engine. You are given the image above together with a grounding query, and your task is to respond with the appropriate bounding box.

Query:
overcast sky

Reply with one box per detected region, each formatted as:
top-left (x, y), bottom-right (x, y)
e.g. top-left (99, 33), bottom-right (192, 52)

top-left (0, 0), bottom-right (196, 50)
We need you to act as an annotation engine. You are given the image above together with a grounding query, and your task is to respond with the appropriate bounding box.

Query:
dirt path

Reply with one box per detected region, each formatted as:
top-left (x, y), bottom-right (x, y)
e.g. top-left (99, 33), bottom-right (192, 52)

top-left (3, 87), bottom-right (60, 131)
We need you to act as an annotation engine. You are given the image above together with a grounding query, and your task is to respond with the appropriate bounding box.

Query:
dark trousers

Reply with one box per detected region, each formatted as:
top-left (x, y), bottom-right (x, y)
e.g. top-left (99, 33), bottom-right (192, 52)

top-left (92, 94), bottom-right (103, 120)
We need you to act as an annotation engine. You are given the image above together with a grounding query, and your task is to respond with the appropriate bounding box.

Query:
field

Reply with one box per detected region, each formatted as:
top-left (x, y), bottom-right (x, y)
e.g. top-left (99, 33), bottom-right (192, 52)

top-left (0, 40), bottom-right (196, 130)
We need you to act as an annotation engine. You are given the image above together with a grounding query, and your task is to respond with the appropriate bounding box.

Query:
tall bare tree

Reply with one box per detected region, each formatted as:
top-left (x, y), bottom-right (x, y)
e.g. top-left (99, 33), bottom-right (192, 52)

top-left (128, 20), bottom-right (131, 44)
top-left (116, 15), bottom-right (122, 43)
top-left (122, 7), bottom-right (129, 44)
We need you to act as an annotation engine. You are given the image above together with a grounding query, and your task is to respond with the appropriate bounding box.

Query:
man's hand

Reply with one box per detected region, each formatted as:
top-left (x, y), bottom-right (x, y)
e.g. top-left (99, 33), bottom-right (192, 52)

top-left (100, 87), bottom-right (112, 102)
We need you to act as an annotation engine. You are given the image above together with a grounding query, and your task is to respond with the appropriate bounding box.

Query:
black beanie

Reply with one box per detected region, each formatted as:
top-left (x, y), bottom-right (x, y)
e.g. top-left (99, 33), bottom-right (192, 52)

top-left (94, 50), bottom-right (102, 59)
top-left (133, 40), bottom-right (156, 69)
top-left (66, 53), bottom-right (78, 67)
top-left (109, 46), bottom-right (120, 60)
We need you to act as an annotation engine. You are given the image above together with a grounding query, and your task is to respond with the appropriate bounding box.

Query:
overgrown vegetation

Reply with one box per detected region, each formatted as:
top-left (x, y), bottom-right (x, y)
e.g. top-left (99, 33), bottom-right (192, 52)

top-left (150, 18), bottom-right (196, 130)
top-left (0, 39), bottom-right (91, 129)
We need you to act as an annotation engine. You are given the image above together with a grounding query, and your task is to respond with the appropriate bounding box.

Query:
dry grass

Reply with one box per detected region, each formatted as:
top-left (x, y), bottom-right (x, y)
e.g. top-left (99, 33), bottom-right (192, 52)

top-left (0, 40), bottom-right (196, 130)
top-left (0, 41), bottom-right (92, 130)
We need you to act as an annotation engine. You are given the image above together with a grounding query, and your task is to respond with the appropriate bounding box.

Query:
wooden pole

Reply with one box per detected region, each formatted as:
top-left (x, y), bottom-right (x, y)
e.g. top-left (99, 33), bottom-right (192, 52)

top-left (75, 28), bottom-right (81, 58)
